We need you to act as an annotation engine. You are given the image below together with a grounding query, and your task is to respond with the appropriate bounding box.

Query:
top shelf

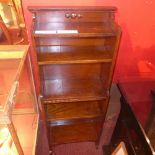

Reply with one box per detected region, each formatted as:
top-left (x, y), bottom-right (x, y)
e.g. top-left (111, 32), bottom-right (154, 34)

top-left (33, 22), bottom-right (118, 38)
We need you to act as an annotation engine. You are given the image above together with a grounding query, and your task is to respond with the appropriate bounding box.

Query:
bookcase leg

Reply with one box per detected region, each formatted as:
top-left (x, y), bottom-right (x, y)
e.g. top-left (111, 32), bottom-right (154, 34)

top-left (95, 141), bottom-right (99, 149)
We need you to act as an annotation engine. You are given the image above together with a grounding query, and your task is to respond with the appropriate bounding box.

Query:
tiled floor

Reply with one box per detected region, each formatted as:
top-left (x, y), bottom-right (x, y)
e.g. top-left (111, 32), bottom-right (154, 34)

top-left (36, 85), bottom-right (121, 155)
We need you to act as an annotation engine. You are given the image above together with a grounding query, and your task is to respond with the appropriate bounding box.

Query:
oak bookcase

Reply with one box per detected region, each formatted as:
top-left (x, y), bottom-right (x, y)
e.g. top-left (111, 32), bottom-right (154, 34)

top-left (29, 6), bottom-right (121, 149)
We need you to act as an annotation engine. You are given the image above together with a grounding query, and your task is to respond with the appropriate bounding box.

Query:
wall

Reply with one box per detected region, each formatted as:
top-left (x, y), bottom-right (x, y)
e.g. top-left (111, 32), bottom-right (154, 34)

top-left (22, 0), bottom-right (155, 84)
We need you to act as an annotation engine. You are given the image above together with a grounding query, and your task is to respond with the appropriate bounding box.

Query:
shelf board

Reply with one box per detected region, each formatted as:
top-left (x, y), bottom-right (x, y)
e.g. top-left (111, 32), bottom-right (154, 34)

top-left (34, 32), bottom-right (116, 38)
top-left (33, 22), bottom-right (117, 38)
top-left (46, 101), bottom-right (103, 122)
top-left (42, 78), bottom-right (107, 103)
top-left (38, 46), bottom-right (113, 65)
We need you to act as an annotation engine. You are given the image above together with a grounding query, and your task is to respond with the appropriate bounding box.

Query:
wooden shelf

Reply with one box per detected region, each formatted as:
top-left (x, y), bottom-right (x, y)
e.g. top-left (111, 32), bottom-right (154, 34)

top-left (38, 46), bottom-right (113, 64)
top-left (46, 101), bottom-right (103, 122)
top-left (42, 79), bottom-right (107, 103)
top-left (33, 22), bottom-right (118, 38)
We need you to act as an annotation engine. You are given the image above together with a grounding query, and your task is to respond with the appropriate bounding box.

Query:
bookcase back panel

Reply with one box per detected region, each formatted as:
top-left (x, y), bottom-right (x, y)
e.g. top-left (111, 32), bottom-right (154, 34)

top-left (39, 63), bottom-right (111, 81)
top-left (35, 37), bottom-right (106, 46)
top-left (40, 64), bottom-right (100, 80)
top-left (45, 100), bottom-right (104, 121)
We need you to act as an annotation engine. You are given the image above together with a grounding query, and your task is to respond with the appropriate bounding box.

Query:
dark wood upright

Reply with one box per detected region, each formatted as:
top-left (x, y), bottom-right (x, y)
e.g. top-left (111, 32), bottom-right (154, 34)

top-left (145, 90), bottom-right (155, 149)
top-left (103, 84), bottom-right (154, 155)
top-left (29, 6), bottom-right (121, 149)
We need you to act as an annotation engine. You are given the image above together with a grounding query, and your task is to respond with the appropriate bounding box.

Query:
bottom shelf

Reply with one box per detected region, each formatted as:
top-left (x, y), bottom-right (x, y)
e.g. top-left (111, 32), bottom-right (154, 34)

top-left (49, 121), bottom-right (102, 146)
